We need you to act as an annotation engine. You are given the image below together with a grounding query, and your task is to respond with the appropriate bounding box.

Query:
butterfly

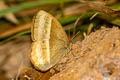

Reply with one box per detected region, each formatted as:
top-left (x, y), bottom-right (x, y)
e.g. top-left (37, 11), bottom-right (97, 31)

top-left (30, 10), bottom-right (69, 71)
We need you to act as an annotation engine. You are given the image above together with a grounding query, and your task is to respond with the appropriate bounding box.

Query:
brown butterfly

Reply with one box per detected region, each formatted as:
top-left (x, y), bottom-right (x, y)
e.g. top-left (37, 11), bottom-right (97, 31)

top-left (30, 10), bottom-right (69, 71)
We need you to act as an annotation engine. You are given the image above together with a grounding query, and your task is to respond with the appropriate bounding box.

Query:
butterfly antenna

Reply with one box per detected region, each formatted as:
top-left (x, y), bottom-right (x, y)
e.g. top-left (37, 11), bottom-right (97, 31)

top-left (70, 31), bottom-right (81, 44)
top-left (73, 17), bottom-right (81, 36)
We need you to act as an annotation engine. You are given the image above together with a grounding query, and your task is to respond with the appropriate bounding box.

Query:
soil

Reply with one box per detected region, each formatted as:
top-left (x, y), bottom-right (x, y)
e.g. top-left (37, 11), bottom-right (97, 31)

top-left (50, 27), bottom-right (120, 80)
top-left (0, 36), bottom-right (31, 79)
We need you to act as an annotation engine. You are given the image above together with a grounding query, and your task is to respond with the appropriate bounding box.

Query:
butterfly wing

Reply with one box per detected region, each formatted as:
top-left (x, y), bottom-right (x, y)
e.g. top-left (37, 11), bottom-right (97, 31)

top-left (30, 10), bottom-right (69, 71)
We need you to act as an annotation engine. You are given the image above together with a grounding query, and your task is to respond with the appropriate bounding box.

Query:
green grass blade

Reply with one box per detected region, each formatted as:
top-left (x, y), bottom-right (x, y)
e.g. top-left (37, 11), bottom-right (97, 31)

top-left (0, 0), bottom-right (76, 17)
top-left (0, 30), bottom-right (30, 44)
